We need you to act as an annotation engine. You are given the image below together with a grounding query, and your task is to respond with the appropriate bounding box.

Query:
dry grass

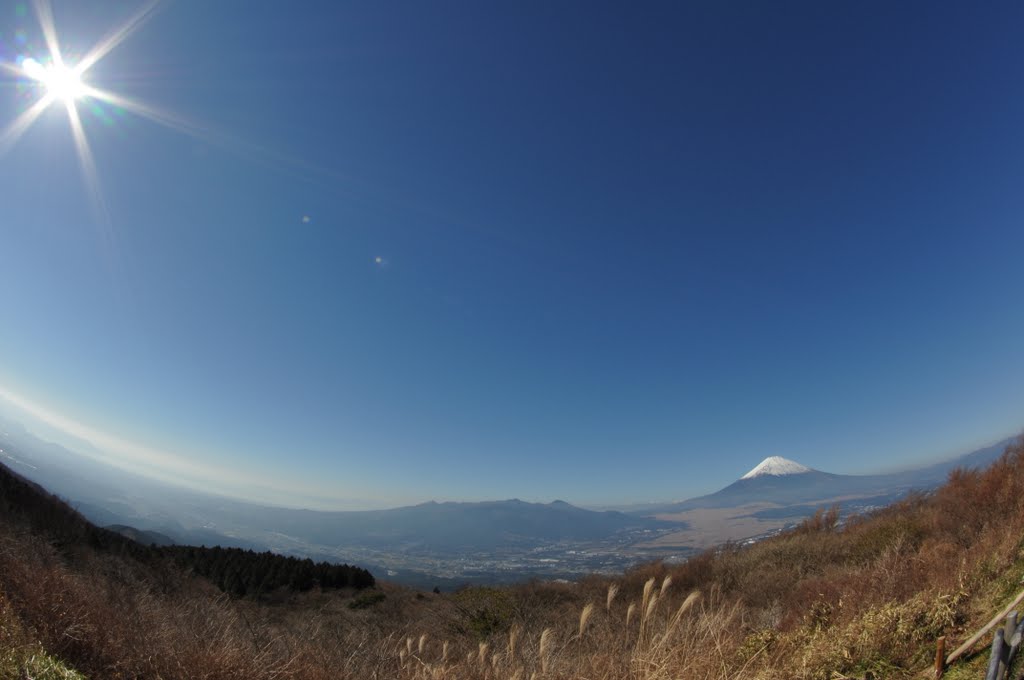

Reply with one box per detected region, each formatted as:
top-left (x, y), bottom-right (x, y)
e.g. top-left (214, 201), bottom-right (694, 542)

top-left (2, 435), bottom-right (1024, 679)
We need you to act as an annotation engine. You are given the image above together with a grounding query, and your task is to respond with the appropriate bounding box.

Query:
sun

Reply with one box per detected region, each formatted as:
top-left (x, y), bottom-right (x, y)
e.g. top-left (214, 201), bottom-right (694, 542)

top-left (1, 0), bottom-right (164, 228)
top-left (21, 57), bottom-right (85, 103)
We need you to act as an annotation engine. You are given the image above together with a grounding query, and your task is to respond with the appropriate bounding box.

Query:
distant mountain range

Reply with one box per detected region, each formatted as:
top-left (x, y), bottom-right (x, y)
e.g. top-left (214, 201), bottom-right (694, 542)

top-left (0, 410), bottom-right (1016, 585)
top-left (0, 414), bottom-right (680, 584)
top-left (198, 497), bottom-right (674, 554)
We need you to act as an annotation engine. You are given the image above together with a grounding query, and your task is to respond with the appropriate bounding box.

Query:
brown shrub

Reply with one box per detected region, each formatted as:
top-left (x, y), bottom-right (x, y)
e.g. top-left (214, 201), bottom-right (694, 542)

top-left (2, 434), bottom-right (1024, 679)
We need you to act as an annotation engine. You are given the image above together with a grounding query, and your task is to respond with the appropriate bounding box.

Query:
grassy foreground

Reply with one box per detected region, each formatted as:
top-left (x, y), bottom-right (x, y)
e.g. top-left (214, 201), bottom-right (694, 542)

top-left (2, 436), bottom-right (1023, 679)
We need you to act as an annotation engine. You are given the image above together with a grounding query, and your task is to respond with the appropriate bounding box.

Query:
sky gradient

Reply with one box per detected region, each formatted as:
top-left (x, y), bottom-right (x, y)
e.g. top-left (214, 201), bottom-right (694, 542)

top-left (1, 1), bottom-right (1023, 508)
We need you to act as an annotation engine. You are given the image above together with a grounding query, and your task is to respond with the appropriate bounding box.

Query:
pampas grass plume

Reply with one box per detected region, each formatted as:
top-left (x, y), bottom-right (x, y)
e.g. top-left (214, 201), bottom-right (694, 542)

top-left (641, 577), bottom-right (656, 613)
top-left (578, 602), bottom-right (595, 638)
top-left (606, 583), bottom-right (619, 612)
top-left (508, 624), bottom-right (521, 659)
top-left (644, 591), bottom-right (659, 622)
top-left (539, 628), bottom-right (553, 673)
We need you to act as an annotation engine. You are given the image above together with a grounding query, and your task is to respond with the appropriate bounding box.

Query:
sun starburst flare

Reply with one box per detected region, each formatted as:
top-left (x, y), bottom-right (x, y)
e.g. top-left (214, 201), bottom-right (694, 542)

top-left (0, 0), bottom-right (196, 236)
top-left (0, 0), bottom-right (171, 234)
top-left (2, 0), bottom-right (382, 245)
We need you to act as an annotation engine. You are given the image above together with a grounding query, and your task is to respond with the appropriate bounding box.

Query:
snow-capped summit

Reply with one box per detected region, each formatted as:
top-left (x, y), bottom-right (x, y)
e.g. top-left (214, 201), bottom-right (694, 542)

top-left (741, 456), bottom-right (813, 480)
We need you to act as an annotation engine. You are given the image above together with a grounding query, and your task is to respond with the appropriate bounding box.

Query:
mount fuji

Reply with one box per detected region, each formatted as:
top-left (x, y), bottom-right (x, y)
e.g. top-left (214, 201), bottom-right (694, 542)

top-left (740, 456), bottom-right (813, 479)
top-left (648, 440), bottom-right (1015, 515)
top-left (627, 440), bottom-right (1015, 550)
top-left (655, 457), bottom-right (863, 512)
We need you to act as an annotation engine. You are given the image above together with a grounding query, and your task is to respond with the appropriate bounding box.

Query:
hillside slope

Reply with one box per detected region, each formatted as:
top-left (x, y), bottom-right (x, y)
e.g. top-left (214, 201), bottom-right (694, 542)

top-left (2, 435), bottom-right (1024, 680)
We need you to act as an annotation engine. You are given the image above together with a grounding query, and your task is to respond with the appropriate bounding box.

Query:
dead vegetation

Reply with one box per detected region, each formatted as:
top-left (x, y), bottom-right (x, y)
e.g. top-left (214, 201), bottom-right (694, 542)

top-left (1, 435), bottom-right (1023, 679)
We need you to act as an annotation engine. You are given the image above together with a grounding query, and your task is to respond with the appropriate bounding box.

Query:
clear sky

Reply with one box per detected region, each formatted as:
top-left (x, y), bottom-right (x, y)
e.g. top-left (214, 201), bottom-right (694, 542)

top-left (1, 1), bottom-right (1022, 509)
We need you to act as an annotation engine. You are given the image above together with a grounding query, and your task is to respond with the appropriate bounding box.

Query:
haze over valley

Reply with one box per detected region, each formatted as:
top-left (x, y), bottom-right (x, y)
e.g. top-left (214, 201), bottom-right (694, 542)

top-left (2, 411), bottom-right (1011, 587)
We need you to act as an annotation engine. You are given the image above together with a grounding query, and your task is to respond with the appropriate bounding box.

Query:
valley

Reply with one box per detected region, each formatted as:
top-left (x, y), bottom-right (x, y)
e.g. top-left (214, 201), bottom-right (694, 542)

top-left (0, 415), bottom-right (1010, 586)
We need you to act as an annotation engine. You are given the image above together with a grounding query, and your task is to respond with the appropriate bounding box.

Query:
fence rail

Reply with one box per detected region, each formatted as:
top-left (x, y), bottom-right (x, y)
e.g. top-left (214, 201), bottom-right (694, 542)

top-left (933, 586), bottom-right (1024, 679)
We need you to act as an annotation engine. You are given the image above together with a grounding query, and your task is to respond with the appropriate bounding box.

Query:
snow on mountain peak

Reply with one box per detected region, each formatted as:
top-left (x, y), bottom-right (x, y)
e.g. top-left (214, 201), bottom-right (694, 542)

top-left (741, 456), bottom-right (813, 480)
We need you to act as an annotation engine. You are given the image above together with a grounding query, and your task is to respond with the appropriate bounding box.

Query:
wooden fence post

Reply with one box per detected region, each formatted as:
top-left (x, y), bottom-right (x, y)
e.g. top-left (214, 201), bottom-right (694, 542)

top-left (986, 627), bottom-right (1005, 680)
top-left (1007, 615), bottom-right (1024, 672)
top-left (934, 635), bottom-right (945, 679)
top-left (1000, 612), bottom-right (1018, 679)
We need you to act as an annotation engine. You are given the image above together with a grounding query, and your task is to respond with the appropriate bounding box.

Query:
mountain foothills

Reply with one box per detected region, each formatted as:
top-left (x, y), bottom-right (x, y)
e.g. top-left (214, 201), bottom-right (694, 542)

top-left (0, 416), bottom-right (1013, 585)
top-left (3, 435), bottom-right (1024, 679)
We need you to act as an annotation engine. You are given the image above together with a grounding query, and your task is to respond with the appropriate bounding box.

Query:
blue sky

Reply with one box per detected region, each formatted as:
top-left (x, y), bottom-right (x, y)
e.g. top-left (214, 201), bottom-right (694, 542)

top-left (1, 0), bottom-right (1022, 508)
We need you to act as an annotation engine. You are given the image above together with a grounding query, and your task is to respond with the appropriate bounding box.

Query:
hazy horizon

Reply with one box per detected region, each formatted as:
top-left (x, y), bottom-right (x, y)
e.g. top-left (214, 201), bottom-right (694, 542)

top-left (3, 1), bottom-right (1023, 509)
top-left (0, 395), bottom-right (1016, 511)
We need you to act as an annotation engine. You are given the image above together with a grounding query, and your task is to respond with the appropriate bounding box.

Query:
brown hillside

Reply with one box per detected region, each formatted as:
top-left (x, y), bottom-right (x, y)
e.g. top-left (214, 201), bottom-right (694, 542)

top-left (2, 435), bottom-right (1023, 679)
